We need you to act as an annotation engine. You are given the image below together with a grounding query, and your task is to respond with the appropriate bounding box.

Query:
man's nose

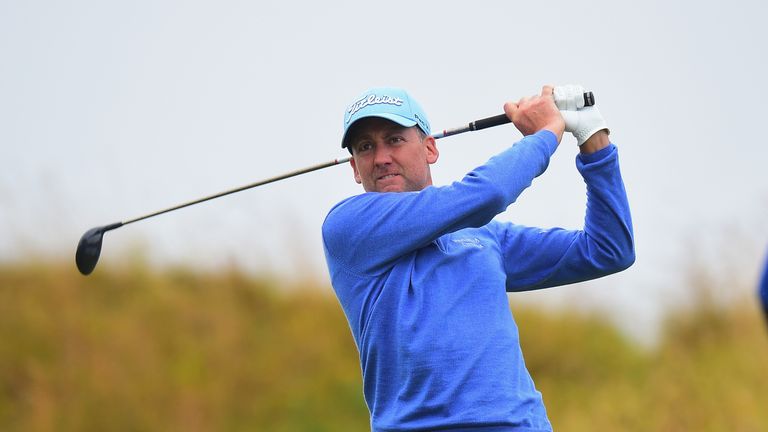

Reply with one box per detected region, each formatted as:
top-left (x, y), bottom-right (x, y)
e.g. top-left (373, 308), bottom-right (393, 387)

top-left (373, 143), bottom-right (393, 165)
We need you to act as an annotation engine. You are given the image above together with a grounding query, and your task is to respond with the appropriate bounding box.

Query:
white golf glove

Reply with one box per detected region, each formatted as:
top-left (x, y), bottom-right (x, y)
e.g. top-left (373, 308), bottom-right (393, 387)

top-left (554, 84), bottom-right (609, 146)
top-left (554, 84), bottom-right (587, 111)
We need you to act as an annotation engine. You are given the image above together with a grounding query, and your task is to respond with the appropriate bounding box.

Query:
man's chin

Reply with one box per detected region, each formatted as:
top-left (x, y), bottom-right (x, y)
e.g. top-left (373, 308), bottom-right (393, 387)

top-left (374, 177), bottom-right (406, 193)
top-left (379, 185), bottom-right (405, 193)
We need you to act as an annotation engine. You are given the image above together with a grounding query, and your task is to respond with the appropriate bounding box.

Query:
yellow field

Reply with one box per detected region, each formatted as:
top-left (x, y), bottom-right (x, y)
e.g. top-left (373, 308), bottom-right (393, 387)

top-left (1, 261), bottom-right (766, 431)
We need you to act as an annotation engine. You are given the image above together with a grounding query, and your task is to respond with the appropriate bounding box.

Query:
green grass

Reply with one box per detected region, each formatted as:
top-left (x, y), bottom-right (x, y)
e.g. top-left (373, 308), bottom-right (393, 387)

top-left (1, 261), bottom-right (766, 431)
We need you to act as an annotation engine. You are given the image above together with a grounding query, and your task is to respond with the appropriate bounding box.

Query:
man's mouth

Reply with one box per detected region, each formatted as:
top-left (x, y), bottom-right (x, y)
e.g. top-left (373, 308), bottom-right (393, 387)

top-left (378, 174), bottom-right (399, 181)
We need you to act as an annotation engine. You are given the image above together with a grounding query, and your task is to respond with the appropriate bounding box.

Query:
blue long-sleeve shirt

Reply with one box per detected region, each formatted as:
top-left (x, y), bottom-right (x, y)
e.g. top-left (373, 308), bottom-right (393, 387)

top-left (322, 130), bottom-right (635, 432)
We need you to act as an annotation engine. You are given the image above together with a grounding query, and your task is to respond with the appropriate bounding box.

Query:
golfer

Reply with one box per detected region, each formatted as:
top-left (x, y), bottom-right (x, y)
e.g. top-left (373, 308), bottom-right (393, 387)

top-left (322, 85), bottom-right (635, 431)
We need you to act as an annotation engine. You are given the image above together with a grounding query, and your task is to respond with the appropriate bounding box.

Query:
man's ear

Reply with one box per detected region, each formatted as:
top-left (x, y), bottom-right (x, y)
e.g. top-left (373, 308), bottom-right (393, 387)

top-left (350, 157), bottom-right (362, 184)
top-left (424, 136), bottom-right (439, 164)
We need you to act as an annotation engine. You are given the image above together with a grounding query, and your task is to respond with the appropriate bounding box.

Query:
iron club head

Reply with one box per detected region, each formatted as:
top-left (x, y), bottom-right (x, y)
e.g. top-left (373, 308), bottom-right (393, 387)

top-left (75, 222), bottom-right (123, 275)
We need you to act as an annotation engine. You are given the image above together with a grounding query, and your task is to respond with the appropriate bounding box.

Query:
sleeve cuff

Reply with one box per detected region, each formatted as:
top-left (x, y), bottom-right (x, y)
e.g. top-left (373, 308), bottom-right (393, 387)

top-left (534, 129), bottom-right (559, 154)
top-left (577, 144), bottom-right (615, 164)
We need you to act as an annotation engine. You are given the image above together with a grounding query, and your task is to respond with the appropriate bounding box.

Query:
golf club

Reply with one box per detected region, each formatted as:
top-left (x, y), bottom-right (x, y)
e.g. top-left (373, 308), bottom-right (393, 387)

top-left (76, 91), bottom-right (594, 275)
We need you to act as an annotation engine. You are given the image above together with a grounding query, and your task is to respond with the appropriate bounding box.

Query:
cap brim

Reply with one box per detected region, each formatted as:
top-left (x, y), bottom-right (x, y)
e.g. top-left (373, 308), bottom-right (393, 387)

top-left (341, 113), bottom-right (418, 149)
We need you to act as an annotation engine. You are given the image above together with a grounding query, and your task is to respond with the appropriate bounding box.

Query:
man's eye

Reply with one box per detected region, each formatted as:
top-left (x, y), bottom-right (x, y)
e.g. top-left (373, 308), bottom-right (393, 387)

top-left (356, 142), bottom-right (373, 153)
top-left (389, 136), bottom-right (404, 144)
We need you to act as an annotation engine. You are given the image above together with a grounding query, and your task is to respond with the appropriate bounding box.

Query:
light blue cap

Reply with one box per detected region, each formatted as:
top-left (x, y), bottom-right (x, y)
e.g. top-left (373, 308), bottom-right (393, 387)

top-left (341, 87), bottom-right (431, 149)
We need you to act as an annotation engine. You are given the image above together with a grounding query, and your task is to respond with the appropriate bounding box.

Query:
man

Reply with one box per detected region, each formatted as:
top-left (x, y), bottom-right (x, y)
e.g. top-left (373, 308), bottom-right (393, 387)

top-left (322, 85), bottom-right (635, 431)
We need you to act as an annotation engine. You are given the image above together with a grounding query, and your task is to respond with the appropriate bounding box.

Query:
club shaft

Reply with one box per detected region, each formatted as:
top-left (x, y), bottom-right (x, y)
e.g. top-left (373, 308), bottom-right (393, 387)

top-left (119, 91), bottom-right (595, 226)
top-left (124, 111), bottom-right (504, 226)
top-left (120, 114), bottom-right (473, 226)
top-left (122, 157), bottom-right (352, 226)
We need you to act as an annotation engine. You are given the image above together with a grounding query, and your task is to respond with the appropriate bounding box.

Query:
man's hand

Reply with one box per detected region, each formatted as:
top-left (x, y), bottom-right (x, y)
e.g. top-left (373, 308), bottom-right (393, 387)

top-left (554, 84), bottom-right (609, 150)
top-left (504, 85), bottom-right (565, 143)
top-left (560, 107), bottom-right (609, 148)
top-left (553, 84), bottom-right (587, 111)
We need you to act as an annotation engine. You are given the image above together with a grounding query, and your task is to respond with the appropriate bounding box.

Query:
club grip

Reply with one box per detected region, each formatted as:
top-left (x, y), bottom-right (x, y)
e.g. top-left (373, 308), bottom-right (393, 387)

top-left (471, 91), bottom-right (595, 132)
top-left (583, 91), bottom-right (595, 107)
top-left (472, 114), bottom-right (510, 131)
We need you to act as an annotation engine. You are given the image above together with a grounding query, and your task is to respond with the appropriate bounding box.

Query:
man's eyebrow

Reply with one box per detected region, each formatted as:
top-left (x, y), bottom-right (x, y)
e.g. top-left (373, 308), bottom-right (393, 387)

top-left (349, 133), bottom-right (370, 145)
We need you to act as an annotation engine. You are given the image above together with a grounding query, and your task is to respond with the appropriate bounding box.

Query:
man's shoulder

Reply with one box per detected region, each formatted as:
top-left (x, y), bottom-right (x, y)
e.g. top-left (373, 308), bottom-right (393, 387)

top-left (324, 191), bottom-right (421, 222)
top-left (324, 193), bottom-right (377, 222)
top-left (322, 192), bottom-right (384, 238)
top-left (325, 194), bottom-right (360, 216)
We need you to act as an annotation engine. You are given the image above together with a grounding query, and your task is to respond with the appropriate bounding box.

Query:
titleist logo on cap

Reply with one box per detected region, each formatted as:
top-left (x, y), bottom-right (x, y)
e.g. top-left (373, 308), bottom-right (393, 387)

top-left (345, 94), bottom-right (404, 124)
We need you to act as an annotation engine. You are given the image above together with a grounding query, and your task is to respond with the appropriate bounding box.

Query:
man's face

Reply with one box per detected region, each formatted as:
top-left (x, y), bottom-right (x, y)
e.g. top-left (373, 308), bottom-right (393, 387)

top-left (347, 117), bottom-right (439, 193)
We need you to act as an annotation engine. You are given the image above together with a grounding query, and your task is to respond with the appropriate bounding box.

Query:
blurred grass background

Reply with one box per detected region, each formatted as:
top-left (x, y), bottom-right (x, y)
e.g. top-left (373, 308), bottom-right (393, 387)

top-left (1, 260), bottom-right (766, 431)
